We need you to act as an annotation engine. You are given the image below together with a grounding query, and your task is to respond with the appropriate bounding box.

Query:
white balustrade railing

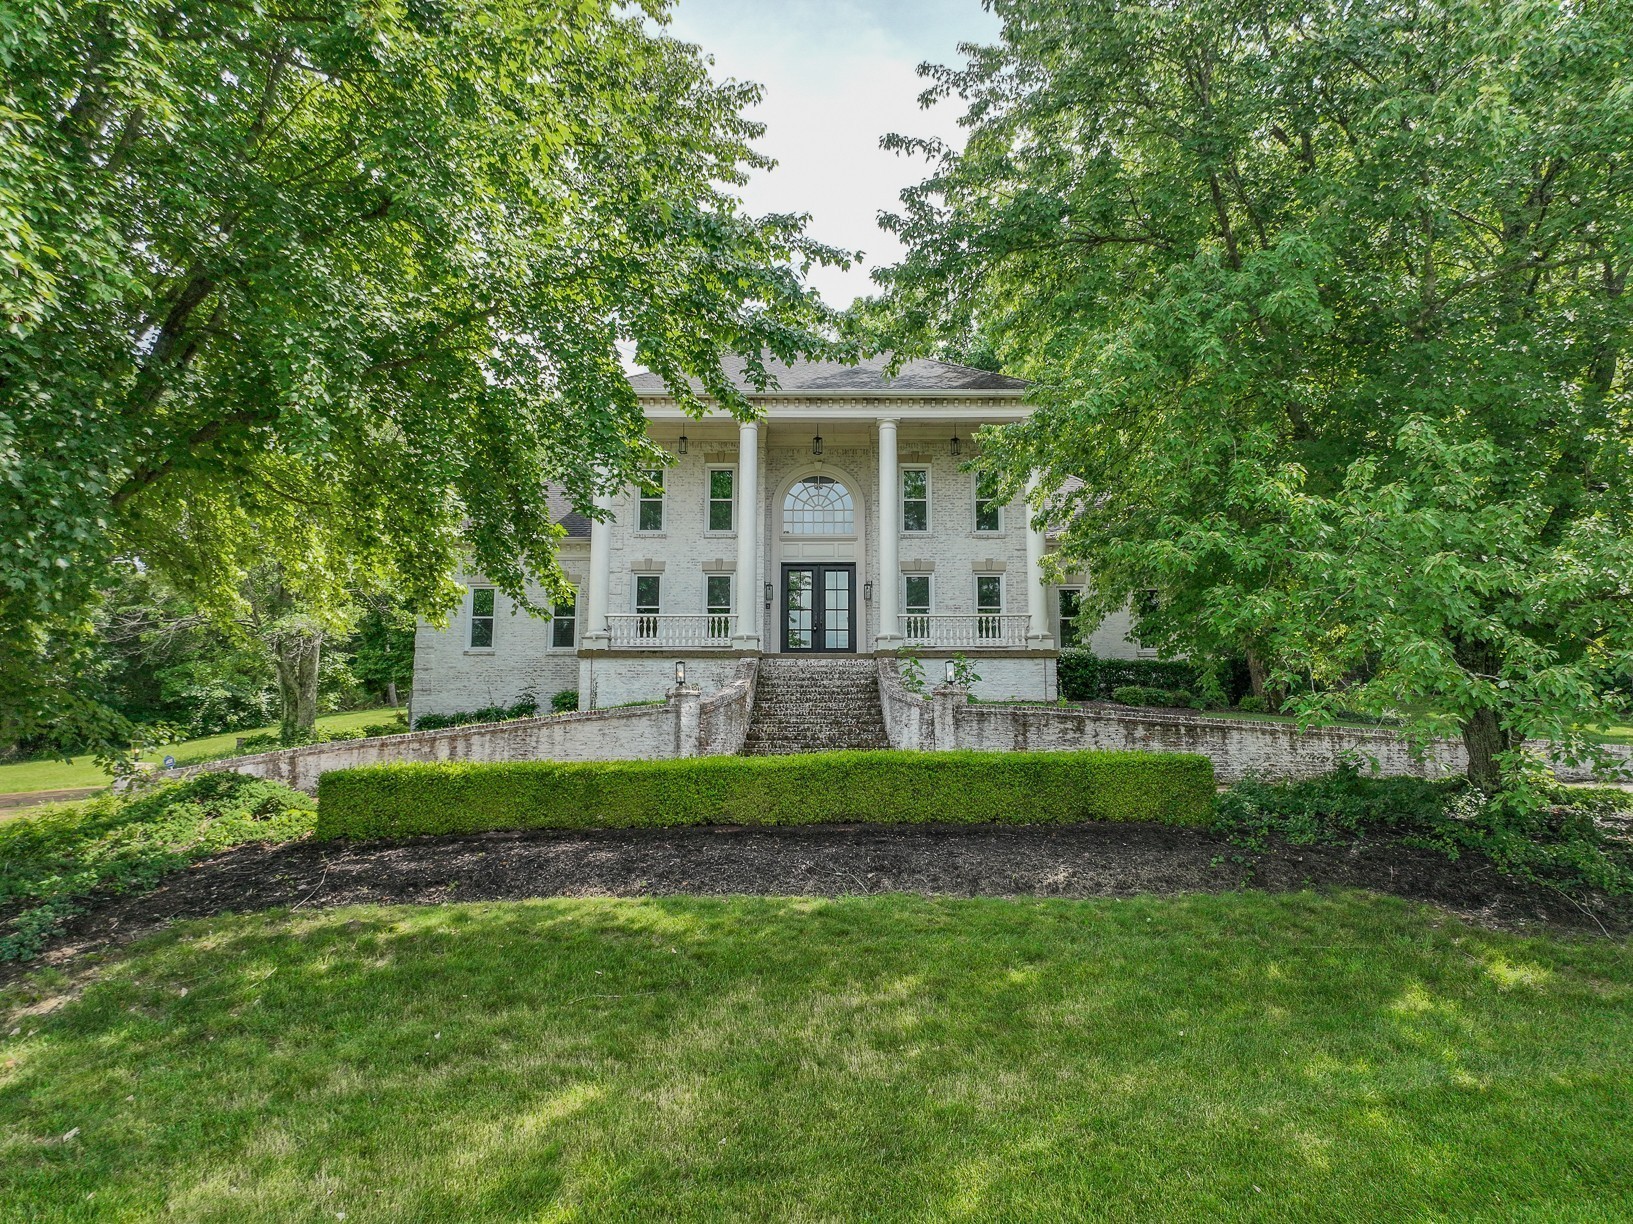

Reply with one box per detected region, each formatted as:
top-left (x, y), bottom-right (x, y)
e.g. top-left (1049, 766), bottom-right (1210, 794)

top-left (606, 613), bottom-right (736, 649)
top-left (899, 614), bottom-right (1031, 648)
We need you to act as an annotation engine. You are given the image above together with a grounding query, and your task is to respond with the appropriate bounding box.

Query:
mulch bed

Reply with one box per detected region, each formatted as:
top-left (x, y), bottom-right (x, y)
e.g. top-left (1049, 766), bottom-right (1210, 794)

top-left (13, 822), bottom-right (1629, 982)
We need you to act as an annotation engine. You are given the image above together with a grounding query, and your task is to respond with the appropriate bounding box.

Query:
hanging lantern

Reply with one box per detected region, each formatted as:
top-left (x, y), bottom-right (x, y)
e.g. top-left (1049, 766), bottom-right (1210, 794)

top-left (677, 433), bottom-right (689, 455)
top-left (812, 433), bottom-right (824, 457)
top-left (950, 432), bottom-right (963, 457)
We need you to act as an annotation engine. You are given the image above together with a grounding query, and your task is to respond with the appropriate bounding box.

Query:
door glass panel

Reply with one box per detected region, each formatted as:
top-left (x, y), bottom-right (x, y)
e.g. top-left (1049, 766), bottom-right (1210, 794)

top-left (786, 569), bottom-right (813, 651)
top-left (824, 569), bottom-right (851, 650)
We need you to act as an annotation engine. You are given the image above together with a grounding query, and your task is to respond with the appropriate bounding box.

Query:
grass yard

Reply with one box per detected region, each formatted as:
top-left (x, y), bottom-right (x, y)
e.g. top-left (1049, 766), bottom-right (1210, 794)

top-left (0, 708), bottom-right (401, 796)
top-left (4, 892), bottom-right (1630, 1221)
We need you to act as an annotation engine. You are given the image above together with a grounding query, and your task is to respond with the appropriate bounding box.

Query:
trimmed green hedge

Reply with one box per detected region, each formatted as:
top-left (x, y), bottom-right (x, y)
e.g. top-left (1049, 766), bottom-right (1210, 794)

top-left (1058, 653), bottom-right (1201, 702)
top-left (316, 750), bottom-right (1216, 840)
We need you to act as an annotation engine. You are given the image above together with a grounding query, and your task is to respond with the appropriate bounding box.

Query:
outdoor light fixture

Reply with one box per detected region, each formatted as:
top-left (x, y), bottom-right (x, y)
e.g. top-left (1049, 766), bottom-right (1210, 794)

top-left (764, 582), bottom-right (774, 607)
top-left (945, 660), bottom-right (957, 685)
top-left (863, 581), bottom-right (874, 601)
top-left (950, 432), bottom-right (963, 457)
top-left (677, 433), bottom-right (689, 456)
top-left (812, 433), bottom-right (824, 457)
top-left (675, 660), bottom-right (687, 686)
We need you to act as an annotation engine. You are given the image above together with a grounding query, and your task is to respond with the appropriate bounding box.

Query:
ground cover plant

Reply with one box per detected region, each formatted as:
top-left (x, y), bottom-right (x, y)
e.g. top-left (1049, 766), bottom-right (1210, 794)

top-left (1215, 766), bottom-right (1633, 902)
top-left (3, 892), bottom-right (1631, 1220)
top-left (316, 750), bottom-right (1216, 839)
top-left (0, 776), bottom-right (314, 962)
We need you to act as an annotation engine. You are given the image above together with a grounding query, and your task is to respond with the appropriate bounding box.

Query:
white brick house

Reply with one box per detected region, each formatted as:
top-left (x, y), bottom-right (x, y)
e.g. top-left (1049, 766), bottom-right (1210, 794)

top-left (411, 356), bottom-right (1146, 720)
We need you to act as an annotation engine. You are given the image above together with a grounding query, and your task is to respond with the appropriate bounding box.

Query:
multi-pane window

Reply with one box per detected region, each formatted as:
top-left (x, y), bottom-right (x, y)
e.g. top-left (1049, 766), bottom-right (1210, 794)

top-left (637, 469), bottom-right (665, 532)
top-left (706, 574), bottom-right (733, 640)
top-left (469, 587), bottom-right (495, 648)
top-left (707, 468), bottom-right (735, 532)
top-left (1058, 588), bottom-right (1084, 650)
top-left (783, 476), bottom-right (855, 534)
top-left (976, 575), bottom-right (1004, 641)
top-left (903, 574), bottom-right (932, 640)
top-left (974, 474), bottom-right (1003, 532)
top-left (902, 468), bottom-right (930, 533)
top-left (551, 589), bottom-right (576, 649)
top-left (634, 574), bottom-right (662, 640)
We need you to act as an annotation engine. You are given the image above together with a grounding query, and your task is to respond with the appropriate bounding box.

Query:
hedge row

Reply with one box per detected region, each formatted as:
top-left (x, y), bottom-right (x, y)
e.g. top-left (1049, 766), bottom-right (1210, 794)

top-left (1058, 653), bottom-right (1201, 702)
top-left (315, 750), bottom-right (1217, 840)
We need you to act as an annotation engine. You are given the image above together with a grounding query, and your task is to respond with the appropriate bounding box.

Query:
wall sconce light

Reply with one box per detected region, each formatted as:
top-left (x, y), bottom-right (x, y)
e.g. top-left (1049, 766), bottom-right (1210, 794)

top-left (677, 433), bottom-right (689, 456)
top-left (950, 433), bottom-right (963, 457)
top-left (674, 660), bottom-right (687, 686)
top-left (945, 660), bottom-right (957, 685)
top-left (764, 582), bottom-right (774, 607)
top-left (811, 433), bottom-right (824, 457)
top-left (863, 581), bottom-right (874, 601)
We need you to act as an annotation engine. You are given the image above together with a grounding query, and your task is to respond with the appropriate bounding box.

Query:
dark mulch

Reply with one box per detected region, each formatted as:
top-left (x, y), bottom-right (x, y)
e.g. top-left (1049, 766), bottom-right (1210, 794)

top-left (14, 822), bottom-right (1629, 981)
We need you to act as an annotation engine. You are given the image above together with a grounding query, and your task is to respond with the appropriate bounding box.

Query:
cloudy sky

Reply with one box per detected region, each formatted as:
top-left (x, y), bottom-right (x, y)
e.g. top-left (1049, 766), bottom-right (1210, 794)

top-left (666, 0), bottom-right (1001, 308)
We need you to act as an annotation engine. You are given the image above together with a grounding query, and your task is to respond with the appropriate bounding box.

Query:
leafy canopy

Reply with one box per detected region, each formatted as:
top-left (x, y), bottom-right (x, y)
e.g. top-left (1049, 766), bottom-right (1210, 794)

top-left (873, 0), bottom-right (1633, 788)
top-left (0, 0), bottom-right (848, 747)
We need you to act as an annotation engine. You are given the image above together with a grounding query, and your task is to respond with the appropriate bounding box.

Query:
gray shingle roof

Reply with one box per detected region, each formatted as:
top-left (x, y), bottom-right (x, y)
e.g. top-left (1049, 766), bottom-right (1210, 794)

top-left (545, 487), bottom-right (592, 539)
top-left (628, 353), bottom-right (1027, 395)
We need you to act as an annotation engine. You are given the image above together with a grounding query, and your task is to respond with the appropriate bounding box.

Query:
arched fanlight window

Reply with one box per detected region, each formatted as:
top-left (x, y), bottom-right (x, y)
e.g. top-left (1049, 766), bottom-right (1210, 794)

top-left (783, 476), bottom-right (855, 534)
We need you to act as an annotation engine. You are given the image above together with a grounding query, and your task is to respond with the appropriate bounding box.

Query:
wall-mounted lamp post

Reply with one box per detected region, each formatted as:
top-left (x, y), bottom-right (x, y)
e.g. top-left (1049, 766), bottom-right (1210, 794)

top-left (764, 582), bottom-right (774, 607)
top-left (674, 660), bottom-right (687, 687)
top-left (945, 660), bottom-right (957, 685)
top-left (863, 581), bottom-right (874, 601)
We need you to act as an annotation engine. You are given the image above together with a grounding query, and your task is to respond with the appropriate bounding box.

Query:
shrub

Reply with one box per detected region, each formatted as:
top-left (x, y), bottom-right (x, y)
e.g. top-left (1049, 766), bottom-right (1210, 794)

top-left (1237, 696), bottom-right (1269, 714)
top-left (414, 694), bottom-right (539, 731)
top-left (551, 690), bottom-right (580, 714)
top-left (1110, 686), bottom-right (1150, 706)
top-left (0, 773), bottom-right (315, 961)
top-left (317, 750), bottom-right (1217, 840)
top-left (1058, 653), bottom-right (1199, 701)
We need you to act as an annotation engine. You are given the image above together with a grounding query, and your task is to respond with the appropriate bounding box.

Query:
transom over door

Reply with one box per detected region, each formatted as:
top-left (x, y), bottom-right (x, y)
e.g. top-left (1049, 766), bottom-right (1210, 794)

top-left (782, 564), bottom-right (857, 654)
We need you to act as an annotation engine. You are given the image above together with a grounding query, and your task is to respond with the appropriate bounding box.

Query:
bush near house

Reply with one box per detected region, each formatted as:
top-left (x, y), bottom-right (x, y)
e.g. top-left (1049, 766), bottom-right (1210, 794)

top-left (412, 695), bottom-right (540, 731)
top-left (317, 750), bottom-right (1217, 840)
top-left (1058, 653), bottom-right (1201, 702)
top-left (1109, 686), bottom-right (1200, 709)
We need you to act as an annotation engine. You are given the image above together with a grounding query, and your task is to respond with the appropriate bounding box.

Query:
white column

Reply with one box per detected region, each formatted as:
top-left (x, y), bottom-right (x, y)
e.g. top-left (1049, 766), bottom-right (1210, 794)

top-left (876, 417), bottom-right (901, 648)
top-left (583, 483), bottom-right (614, 649)
top-left (732, 419), bottom-right (761, 649)
top-left (1025, 471), bottom-right (1053, 647)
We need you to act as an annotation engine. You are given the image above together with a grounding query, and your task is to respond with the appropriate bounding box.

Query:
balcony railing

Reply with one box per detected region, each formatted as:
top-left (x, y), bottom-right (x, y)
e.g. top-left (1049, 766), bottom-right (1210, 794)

top-left (899, 614), bottom-right (1031, 649)
top-left (606, 613), bottom-right (736, 649)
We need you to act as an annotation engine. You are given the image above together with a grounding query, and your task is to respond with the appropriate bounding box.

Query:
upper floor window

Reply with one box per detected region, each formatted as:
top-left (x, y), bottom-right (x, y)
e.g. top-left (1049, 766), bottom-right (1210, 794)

top-left (637, 469), bottom-right (665, 532)
top-left (783, 476), bottom-right (854, 535)
top-left (974, 474), bottom-right (1003, 533)
top-left (469, 586), bottom-right (495, 648)
top-left (551, 589), bottom-right (576, 649)
top-left (902, 467), bottom-right (930, 533)
top-left (707, 467), bottom-right (735, 533)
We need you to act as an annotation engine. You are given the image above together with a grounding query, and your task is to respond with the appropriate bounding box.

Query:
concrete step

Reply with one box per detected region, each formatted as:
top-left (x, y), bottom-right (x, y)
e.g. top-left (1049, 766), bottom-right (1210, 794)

top-left (741, 658), bottom-right (890, 755)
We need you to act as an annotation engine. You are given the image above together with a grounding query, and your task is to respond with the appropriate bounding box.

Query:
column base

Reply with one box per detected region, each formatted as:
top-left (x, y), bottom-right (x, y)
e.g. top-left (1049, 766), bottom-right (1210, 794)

top-left (874, 634), bottom-right (906, 652)
top-left (730, 634), bottom-right (763, 652)
top-left (1027, 633), bottom-right (1056, 650)
top-left (579, 632), bottom-right (611, 654)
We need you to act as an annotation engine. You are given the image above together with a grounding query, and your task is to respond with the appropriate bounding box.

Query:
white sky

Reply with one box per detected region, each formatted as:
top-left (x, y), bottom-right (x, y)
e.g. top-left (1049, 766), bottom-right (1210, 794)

top-left (666, 0), bottom-right (1000, 309)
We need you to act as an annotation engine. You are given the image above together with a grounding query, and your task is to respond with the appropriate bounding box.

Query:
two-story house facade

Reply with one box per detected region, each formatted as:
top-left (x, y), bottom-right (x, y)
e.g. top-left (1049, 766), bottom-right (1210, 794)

top-left (410, 356), bottom-right (1147, 720)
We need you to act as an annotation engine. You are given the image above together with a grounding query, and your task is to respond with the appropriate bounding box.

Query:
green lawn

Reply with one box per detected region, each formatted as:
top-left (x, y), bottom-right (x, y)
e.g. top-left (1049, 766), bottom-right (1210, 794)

top-left (0, 708), bottom-right (402, 795)
top-left (4, 892), bottom-right (1630, 1221)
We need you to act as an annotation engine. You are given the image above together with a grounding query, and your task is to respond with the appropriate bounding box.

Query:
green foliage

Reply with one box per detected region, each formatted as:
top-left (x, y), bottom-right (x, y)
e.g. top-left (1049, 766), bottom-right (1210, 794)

top-left (1058, 654), bottom-right (1201, 702)
top-left (412, 696), bottom-right (540, 732)
top-left (1237, 697), bottom-right (1270, 715)
top-left (1109, 686), bottom-right (1198, 709)
top-left (948, 654), bottom-right (981, 689)
top-left (236, 713), bottom-right (407, 752)
top-left (348, 603), bottom-right (416, 705)
top-left (897, 647), bottom-right (928, 696)
top-left (1215, 765), bottom-right (1633, 899)
top-left (317, 750), bottom-right (1217, 839)
top-left (0, 773), bottom-right (314, 960)
top-left (874, 0), bottom-right (1633, 791)
top-left (550, 690), bottom-right (580, 715)
top-left (1, 0), bottom-right (849, 754)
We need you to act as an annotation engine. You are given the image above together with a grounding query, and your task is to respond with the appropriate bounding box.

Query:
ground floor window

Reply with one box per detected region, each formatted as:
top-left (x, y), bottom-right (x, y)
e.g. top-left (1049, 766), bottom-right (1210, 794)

top-left (469, 586), bottom-right (495, 648)
top-left (1058, 587), bottom-right (1084, 649)
top-left (634, 575), bottom-right (662, 639)
top-left (903, 574), bottom-right (932, 639)
top-left (551, 589), bottom-right (576, 649)
top-left (976, 575), bottom-right (1003, 640)
top-left (706, 574), bottom-right (733, 638)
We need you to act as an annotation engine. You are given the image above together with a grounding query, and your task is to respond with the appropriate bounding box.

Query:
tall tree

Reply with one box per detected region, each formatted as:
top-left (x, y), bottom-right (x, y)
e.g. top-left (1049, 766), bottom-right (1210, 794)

top-left (873, 0), bottom-right (1633, 791)
top-left (1, 0), bottom-right (847, 752)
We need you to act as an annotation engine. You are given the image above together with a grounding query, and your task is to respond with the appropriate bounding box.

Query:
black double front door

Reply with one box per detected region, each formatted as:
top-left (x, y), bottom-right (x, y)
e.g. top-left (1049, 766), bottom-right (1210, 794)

top-left (782, 563), bottom-right (857, 653)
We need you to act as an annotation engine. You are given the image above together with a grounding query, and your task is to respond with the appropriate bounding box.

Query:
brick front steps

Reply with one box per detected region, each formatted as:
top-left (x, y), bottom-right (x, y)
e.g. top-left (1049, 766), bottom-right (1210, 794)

top-left (742, 657), bottom-right (891, 755)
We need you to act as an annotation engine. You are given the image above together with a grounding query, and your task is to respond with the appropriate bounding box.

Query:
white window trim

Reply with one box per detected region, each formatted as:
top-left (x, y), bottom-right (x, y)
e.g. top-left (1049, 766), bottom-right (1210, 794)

top-left (705, 464), bottom-right (737, 536)
top-left (548, 590), bottom-right (577, 651)
top-left (901, 465), bottom-right (932, 534)
top-left (975, 573), bottom-right (1005, 614)
top-left (1057, 585), bottom-right (1085, 649)
top-left (633, 573), bottom-right (663, 614)
top-left (635, 469), bottom-right (666, 535)
top-left (973, 477), bottom-right (1005, 534)
top-left (901, 572), bottom-right (934, 614)
top-left (705, 572), bottom-right (735, 614)
top-left (467, 585), bottom-right (496, 652)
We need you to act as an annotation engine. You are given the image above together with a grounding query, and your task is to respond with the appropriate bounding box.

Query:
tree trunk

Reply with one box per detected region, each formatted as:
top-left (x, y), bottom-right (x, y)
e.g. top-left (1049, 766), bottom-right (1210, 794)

top-left (1246, 648), bottom-right (1269, 699)
top-left (385, 680), bottom-right (399, 708)
top-left (1460, 705), bottom-right (1512, 796)
top-left (270, 628), bottom-right (322, 743)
